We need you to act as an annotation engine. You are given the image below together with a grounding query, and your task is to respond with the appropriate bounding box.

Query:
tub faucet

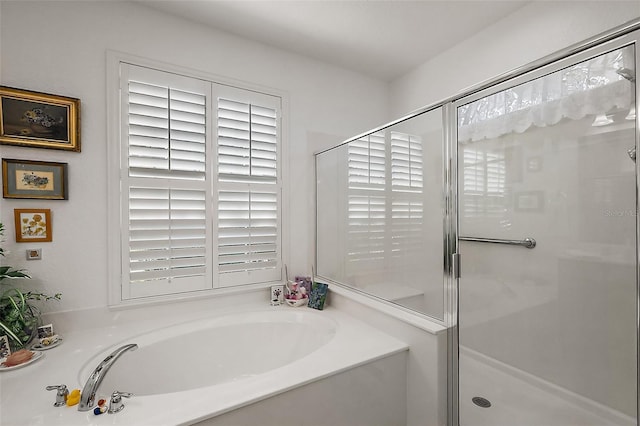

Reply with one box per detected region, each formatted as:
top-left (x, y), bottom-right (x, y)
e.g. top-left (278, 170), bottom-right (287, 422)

top-left (78, 343), bottom-right (138, 411)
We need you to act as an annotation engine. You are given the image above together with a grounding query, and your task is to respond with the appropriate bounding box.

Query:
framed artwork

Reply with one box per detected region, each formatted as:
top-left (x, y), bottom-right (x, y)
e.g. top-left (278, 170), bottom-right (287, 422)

top-left (37, 324), bottom-right (54, 339)
top-left (0, 86), bottom-right (80, 152)
top-left (14, 209), bottom-right (52, 243)
top-left (0, 335), bottom-right (9, 358)
top-left (514, 190), bottom-right (545, 212)
top-left (2, 159), bottom-right (68, 200)
top-left (308, 282), bottom-right (328, 310)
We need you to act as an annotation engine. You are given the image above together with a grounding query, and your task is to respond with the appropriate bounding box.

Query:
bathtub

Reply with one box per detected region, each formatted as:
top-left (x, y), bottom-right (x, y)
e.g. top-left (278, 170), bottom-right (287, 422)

top-left (0, 300), bottom-right (408, 426)
top-left (79, 310), bottom-right (337, 396)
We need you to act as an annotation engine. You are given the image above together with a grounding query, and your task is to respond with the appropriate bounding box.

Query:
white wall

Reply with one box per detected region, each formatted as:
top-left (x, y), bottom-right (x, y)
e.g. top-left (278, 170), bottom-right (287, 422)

top-left (0, 0), bottom-right (389, 313)
top-left (390, 0), bottom-right (640, 118)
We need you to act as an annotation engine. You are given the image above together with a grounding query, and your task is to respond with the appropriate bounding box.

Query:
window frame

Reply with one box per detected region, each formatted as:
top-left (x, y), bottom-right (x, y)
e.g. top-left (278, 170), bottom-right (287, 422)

top-left (107, 51), bottom-right (289, 307)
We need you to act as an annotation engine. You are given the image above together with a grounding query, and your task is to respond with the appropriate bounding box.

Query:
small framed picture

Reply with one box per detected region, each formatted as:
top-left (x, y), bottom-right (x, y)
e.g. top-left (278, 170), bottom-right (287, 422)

top-left (270, 285), bottom-right (284, 306)
top-left (0, 335), bottom-right (10, 358)
top-left (514, 191), bottom-right (545, 212)
top-left (14, 208), bottom-right (52, 243)
top-left (37, 324), bottom-right (54, 339)
top-left (0, 86), bottom-right (80, 152)
top-left (308, 282), bottom-right (329, 310)
top-left (2, 158), bottom-right (68, 200)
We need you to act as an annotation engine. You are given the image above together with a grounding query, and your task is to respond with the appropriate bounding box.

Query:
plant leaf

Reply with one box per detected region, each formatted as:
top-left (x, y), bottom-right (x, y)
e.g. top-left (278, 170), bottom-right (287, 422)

top-left (0, 266), bottom-right (30, 280)
top-left (0, 320), bottom-right (23, 347)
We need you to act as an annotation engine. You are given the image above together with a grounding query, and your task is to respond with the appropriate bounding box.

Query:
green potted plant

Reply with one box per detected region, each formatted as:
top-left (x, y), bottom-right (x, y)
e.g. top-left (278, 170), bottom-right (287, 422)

top-left (0, 222), bottom-right (60, 349)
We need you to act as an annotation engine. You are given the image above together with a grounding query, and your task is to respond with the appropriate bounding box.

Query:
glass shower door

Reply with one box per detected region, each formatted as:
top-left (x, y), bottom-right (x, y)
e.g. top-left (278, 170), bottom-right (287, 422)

top-left (457, 43), bottom-right (637, 425)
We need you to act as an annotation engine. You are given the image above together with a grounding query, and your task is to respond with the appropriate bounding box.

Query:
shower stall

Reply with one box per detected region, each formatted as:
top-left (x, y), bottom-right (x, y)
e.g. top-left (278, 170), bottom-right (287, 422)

top-left (315, 20), bottom-right (639, 426)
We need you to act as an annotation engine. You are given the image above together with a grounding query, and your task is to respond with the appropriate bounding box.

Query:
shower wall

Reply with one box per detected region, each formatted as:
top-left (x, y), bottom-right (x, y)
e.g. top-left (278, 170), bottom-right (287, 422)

top-left (316, 108), bottom-right (445, 320)
top-left (459, 119), bottom-right (636, 416)
top-left (457, 42), bottom-right (637, 424)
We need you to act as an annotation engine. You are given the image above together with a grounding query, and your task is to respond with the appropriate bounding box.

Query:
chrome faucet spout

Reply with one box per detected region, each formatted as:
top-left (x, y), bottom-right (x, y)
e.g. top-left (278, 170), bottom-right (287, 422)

top-left (78, 343), bottom-right (138, 411)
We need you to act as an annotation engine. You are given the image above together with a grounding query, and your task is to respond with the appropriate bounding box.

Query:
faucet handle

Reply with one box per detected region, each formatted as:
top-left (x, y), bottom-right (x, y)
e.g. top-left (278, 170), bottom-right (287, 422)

top-left (108, 390), bottom-right (133, 414)
top-left (46, 385), bottom-right (69, 407)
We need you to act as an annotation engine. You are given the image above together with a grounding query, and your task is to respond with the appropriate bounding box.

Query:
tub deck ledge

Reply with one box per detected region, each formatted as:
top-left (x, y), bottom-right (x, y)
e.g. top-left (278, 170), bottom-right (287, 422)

top-left (0, 302), bottom-right (408, 426)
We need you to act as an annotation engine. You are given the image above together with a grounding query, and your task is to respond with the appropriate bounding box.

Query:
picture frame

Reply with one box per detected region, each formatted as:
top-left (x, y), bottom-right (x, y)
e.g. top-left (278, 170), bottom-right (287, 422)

top-left (37, 324), bottom-right (54, 339)
top-left (308, 282), bottom-right (328, 310)
top-left (2, 158), bottom-right (68, 200)
top-left (0, 335), bottom-right (10, 358)
top-left (514, 190), bottom-right (545, 212)
top-left (14, 208), bottom-right (52, 243)
top-left (0, 86), bottom-right (80, 152)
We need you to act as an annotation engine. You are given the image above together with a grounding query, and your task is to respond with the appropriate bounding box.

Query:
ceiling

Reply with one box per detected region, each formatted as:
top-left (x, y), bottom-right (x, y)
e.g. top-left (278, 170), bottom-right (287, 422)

top-left (134, 0), bottom-right (531, 82)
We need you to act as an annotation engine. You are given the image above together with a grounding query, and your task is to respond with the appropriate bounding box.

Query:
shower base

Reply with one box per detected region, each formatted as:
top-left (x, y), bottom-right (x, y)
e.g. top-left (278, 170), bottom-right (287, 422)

top-left (460, 346), bottom-right (635, 426)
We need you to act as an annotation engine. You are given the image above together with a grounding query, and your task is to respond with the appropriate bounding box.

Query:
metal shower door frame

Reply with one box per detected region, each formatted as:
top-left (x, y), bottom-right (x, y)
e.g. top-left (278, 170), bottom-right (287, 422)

top-left (313, 17), bottom-right (640, 426)
top-left (446, 23), bottom-right (640, 426)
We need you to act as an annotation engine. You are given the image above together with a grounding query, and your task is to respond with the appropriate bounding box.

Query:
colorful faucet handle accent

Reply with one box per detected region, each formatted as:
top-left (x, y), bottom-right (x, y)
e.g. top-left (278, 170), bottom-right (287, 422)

top-left (91, 396), bottom-right (109, 415)
top-left (93, 405), bottom-right (108, 415)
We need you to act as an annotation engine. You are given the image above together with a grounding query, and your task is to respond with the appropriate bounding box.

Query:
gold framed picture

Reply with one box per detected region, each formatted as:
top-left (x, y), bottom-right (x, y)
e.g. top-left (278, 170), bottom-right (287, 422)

top-left (2, 158), bottom-right (68, 200)
top-left (14, 208), bottom-right (52, 243)
top-left (0, 86), bottom-right (80, 152)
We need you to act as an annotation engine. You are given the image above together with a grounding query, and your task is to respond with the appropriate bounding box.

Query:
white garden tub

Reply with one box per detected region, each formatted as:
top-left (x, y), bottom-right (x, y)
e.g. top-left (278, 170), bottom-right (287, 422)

top-left (79, 310), bottom-right (337, 396)
top-left (0, 302), bottom-right (408, 426)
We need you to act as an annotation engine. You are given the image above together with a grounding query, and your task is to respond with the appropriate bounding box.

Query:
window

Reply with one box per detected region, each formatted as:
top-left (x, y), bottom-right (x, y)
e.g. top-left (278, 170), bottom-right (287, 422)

top-left (114, 62), bottom-right (283, 302)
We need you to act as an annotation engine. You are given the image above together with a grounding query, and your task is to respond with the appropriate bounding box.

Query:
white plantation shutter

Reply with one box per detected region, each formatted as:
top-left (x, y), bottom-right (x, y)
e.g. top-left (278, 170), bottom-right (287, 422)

top-left (461, 147), bottom-right (506, 219)
top-left (117, 63), bottom-right (283, 301)
top-left (348, 132), bottom-right (385, 190)
top-left (217, 189), bottom-right (279, 272)
top-left (391, 131), bottom-right (423, 191)
top-left (215, 87), bottom-right (281, 286)
top-left (389, 131), bottom-right (424, 262)
top-left (218, 99), bottom-right (278, 179)
top-left (347, 195), bottom-right (386, 267)
top-left (128, 187), bottom-right (207, 282)
top-left (121, 64), bottom-right (212, 299)
top-left (390, 198), bottom-right (424, 259)
top-left (345, 129), bottom-right (428, 275)
top-left (346, 131), bottom-right (387, 275)
top-left (128, 82), bottom-right (207, 179)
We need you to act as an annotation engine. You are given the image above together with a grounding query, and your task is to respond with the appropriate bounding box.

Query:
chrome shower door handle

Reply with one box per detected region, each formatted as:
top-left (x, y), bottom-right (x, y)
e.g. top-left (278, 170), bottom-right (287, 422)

top-left (459, 236), bottom-right (537, 249)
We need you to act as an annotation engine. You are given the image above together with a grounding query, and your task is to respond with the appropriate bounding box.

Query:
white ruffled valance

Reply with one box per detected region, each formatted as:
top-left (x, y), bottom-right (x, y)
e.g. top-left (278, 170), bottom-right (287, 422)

top-left (458, 47), bottom-right (635, 143)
